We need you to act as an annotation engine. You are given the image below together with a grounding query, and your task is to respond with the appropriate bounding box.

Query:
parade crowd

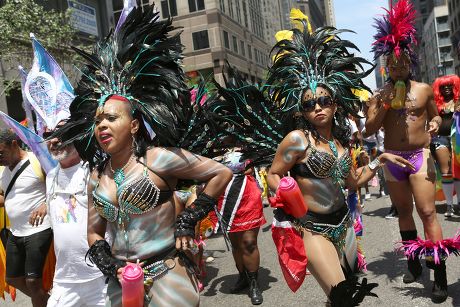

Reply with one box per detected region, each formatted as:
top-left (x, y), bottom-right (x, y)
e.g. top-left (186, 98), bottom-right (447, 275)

top-left (0, 1), bottom-right (459, 306)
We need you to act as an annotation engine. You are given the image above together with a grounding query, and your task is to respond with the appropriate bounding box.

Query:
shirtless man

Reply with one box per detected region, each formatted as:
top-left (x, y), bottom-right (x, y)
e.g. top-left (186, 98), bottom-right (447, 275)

top-left (365, 52), bottom-right (448, 302)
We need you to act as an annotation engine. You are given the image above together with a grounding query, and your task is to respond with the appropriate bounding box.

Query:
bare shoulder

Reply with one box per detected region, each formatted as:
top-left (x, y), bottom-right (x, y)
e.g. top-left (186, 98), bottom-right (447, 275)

top-left (280, 130), bottom-right (308, 151)
top-left (145, 146), bottom-right (200, 172)
top-left (413, 81), bottom-right (433, 93)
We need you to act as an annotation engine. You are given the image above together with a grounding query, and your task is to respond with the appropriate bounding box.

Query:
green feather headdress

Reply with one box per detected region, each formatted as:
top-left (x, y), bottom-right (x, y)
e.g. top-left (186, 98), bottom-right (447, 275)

top-left (265, 14), bottom-right (374, 117)
top-left (51, 5), bottom-right (190, 167)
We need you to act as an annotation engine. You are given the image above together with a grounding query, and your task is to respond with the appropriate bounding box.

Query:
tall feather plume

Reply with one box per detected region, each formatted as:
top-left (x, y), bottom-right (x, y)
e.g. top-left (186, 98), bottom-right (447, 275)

top-left (266, 16), bottom-right (374, 119)
top-left (372, 0), bottom-right (418, 66)
top-left (51, 5), bottom-right (190, 168)
top-left (212, 64), bottom-right (285, 165)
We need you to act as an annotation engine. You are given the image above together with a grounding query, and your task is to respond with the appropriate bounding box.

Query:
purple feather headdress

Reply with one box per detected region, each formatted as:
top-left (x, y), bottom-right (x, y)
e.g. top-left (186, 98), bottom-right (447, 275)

top-left (372, 0), bottom-right (418, 67)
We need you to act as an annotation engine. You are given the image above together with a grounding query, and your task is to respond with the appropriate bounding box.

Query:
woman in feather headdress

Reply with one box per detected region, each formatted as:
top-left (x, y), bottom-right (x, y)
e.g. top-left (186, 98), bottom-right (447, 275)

top-left (263, 9), bottom-right (416, 306)
top-left (50, 4), bottom-right (233, 306)
top-left (432, 75), bottom-right (460, 217)
top-left (209, 8), bottom-right (411, 305)
top-left (366, 0), bottom-right (460, 303)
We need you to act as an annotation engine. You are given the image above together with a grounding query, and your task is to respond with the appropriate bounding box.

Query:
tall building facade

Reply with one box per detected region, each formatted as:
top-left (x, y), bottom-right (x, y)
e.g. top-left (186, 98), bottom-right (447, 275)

top-left (263, 0), bottom-right (283, 47)
top-left (448, 0), bottom-right (460, 74)
top-left (420, 4), bottom-right (453, 83)
top-left (278, 0), bottom-right (333, 31)
top-left (152, 0), bottom-right (271, 85)
top-left (374, 56), bottom-right (387, 89)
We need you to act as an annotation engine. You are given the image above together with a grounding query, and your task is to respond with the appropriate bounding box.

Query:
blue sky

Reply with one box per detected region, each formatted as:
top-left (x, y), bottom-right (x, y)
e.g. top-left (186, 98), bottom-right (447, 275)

top-left (334, 0), bottom-right (389, 90)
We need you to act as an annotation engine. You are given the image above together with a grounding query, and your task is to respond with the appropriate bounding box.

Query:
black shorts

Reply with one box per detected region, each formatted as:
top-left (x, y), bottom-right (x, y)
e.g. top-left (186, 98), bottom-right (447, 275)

top-left (6, 228), bottom-right (53, 279)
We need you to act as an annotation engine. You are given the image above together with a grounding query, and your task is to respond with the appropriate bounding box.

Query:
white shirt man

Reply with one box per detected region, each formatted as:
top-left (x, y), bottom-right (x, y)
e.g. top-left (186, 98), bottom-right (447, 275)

top-left (45, 129), bottom-right (106, 307)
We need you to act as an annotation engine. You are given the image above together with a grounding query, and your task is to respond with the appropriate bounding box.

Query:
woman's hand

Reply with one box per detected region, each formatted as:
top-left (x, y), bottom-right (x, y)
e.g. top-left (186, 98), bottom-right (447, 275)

top-left (379, 153), bottom-right (415, 171)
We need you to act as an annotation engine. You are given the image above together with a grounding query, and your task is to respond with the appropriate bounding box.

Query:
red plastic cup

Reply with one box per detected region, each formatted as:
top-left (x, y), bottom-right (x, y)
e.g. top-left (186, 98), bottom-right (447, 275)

top-left (122, 262), bottom-right (144, 307)
top-left (278, 177), bottom-right (308, 218)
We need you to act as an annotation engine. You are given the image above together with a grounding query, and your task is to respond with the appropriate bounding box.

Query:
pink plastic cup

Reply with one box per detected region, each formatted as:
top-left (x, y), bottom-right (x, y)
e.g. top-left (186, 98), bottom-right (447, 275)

top-left (122, 262), bottom-right (144, 307)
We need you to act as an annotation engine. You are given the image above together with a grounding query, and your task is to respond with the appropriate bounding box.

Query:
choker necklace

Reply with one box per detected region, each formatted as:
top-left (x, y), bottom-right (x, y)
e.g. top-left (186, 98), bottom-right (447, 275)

top-left (110, 155), bottom-right (135, 187)
top-left (318, 134), bottom-right (338, 158)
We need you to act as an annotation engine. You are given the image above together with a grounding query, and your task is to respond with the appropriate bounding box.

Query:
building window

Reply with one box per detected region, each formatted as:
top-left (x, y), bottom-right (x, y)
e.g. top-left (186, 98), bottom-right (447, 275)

top-left (229, 0), bottom-right (234, 18)
top-left (161, 0), bottom-right (178, 18)
top-left (240, 40), bottom-right (245, 56)
top-left (232, 35), bottom-right (238, 53)
top-left (223, 31), bottom-right (230, 49)
top-left (192, 30), bottom-right (210, 50)
top-left (236, 0), bottom-right (241, 23)
top-left (242, 1), bottom-right (248, 28)
top-left (189, 0), bottom-right (205, 12)
top-left (248, 45), bottom-right (252, 59)
top-left (220, 0), bottom-right (225, 12)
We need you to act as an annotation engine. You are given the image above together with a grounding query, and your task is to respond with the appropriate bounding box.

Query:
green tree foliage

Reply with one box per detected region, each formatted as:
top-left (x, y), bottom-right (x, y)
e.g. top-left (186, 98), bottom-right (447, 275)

top-left (0, 0), bottom-right (89, 95)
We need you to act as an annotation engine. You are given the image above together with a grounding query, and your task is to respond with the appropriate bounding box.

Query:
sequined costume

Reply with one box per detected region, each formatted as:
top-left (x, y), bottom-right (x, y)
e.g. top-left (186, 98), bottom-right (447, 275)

top-left (288, 132), bottom-right (358, 272)
top-left (49, 3), bottom-right (229, 306)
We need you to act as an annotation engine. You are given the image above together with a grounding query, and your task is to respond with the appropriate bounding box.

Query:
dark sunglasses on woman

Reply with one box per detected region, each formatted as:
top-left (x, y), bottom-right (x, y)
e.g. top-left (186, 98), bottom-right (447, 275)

top-left (301, 96), bottom-right (334, 112)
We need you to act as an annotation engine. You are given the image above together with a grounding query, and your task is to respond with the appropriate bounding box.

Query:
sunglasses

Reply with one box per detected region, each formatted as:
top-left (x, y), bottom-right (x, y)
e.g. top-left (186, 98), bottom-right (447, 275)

top-left (301, 96), bottom-right (334, 112)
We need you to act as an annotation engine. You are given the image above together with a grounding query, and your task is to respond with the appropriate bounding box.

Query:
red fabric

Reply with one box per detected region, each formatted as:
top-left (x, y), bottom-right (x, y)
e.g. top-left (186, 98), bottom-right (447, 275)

top-left (216, 175), bottom-right (266, 232)
top-left (271, 220), bottom-right (307, 292)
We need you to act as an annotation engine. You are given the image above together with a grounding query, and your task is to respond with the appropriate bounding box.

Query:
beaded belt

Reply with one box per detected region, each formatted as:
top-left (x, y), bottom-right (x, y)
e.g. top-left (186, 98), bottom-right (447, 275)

top-left (294, 206), bottom-right (351, 250)
top-left (140, 246), bottom-right (198, 287)
top-left (141, 246), bottom-right (177, 287)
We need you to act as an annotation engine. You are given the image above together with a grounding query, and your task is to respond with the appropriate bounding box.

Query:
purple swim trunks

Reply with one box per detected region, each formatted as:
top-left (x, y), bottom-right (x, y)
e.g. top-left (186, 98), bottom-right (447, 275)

top-left (384, 148), bottom-right (424, 181)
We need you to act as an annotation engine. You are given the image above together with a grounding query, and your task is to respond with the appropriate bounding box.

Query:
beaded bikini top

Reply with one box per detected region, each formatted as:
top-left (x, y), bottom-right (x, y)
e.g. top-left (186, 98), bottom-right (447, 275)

top-left (92, 167), bottom-right (172, 224)
top-left (291, 132), bottom-right (352, 186)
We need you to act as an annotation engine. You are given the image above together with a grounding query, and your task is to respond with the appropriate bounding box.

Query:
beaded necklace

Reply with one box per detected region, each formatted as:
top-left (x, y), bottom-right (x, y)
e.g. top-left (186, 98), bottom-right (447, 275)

top-left (110, 155), bottom-right (135, 187)
top-left (317, 134), bottom-right (338, 158)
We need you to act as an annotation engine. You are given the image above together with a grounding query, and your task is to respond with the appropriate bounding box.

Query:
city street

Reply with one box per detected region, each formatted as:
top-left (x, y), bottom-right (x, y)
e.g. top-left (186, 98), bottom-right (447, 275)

top-left (4, 188), bottom-right (460, 306)
top-left (200, 189), bottom-right (460, 307)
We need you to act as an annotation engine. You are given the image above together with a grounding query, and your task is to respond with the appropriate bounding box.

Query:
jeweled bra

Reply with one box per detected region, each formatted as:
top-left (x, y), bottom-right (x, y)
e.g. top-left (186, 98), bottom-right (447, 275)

top-left (92, 167), bottom-right (172, 224)
top-left (291, 131), bottom-right (352, 186)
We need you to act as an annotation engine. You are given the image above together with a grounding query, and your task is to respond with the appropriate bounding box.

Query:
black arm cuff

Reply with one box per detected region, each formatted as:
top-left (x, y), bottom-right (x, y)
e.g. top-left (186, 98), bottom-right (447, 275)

top-left (175, 192), bottom-right (217, 238)
top-left (86, 240), bottom-right (125, 279)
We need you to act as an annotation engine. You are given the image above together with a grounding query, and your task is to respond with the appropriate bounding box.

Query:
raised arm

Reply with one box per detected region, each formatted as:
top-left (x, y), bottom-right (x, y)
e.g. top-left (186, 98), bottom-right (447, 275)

top-left (267, 130), bottom-right (308, 191)
top-left (147, 147), bottom-right (233, 251)
top-left (365, 90), bottom-right (388, 136)
top-left (148, 147), bottom-right (233, 198)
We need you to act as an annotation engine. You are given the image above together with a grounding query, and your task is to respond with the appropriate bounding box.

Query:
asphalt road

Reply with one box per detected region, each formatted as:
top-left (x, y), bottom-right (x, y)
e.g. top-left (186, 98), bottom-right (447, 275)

top-left (4, 188), bottom-right (460, 306)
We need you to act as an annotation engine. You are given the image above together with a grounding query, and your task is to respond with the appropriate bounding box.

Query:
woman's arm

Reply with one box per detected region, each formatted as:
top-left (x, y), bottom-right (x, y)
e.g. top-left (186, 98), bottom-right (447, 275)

top-left (346, 152), bottom-right (415, 189)
top-left (87, 171), bottom-right (107, 247)
top-left (147, 147), bottom-right (233, 251)
top-left (148, 147), bottom-right (233, 198)
top-left (85, 170), bottom-right (126, 281)
top-left (267, 130), bottom-right (308, 191)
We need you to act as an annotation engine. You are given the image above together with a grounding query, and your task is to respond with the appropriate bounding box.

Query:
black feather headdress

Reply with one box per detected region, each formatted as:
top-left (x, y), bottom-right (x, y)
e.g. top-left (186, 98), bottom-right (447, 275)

top-left (51, 5), bottom-right (190, 167)
top-left (265, 16), bottom-right (374, 118)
